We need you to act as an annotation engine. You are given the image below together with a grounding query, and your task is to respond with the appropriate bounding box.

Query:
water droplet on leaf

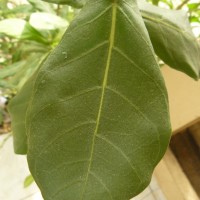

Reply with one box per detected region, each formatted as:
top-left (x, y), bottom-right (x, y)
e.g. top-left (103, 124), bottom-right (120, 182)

top-left (62, 51), bottom-right (68, 59)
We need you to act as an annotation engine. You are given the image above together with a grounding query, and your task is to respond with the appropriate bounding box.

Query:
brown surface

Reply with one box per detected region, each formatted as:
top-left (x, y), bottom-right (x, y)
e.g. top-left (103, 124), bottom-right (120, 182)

top-left (170, 129), bottom-right (200, 197)
top-left (154, 149), bottom-right (199, 200)
top-left (189, 122), bottom-right (200, 149)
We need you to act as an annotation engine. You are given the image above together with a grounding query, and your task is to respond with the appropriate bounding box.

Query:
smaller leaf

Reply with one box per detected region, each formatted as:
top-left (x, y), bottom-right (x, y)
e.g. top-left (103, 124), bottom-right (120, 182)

top-left (8, 54), bottom-right (48, 154)
top-left (139, 2), bottom-right (200, 79)
top-left (24, 174), bottom-right (34, 188)
top-left (8, 74), bottom-right (35, 154)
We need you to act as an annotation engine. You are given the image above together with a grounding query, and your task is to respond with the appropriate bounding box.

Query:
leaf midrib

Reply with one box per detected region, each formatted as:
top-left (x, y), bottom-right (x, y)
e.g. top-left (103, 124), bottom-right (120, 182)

top-left (141, 12), bottom-right (195, 39)
top-left (80, 1), bottom-right (117, 199)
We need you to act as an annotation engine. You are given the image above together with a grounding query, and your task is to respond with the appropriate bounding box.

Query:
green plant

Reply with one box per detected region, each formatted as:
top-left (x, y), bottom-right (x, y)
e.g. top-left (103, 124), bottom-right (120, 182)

top-left (7, 0), bottom-right (200, 199)
top-left (0, 0), bottom-right (72, 91)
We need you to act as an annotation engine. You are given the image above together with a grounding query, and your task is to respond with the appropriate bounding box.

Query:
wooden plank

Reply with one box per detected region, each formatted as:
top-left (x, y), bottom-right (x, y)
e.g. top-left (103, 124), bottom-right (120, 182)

top-left (161, 66), bottom-right (200, 134)
top-left (170, 130), bottom-right (200, 197)
top-left (154, 149), bottom-right (199, 200)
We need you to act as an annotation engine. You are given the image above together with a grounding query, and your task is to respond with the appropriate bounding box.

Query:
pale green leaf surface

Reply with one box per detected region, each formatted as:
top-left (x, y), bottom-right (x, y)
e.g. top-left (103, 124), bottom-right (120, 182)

top-left (0, 18), bottom-right (49, 44)
top-left (29, 12), bottom-right (68, 30)
top-left (9, 0), bottom-right (171, 199)
top-left (0, 19), bottom-right (26, 38)
top-left (139, 2), bottom-right (200, 79)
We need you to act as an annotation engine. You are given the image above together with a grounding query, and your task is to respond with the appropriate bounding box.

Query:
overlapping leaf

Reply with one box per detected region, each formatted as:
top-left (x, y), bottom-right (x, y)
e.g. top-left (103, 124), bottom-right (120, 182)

top-left (9, 0), bottom-right (171, 199)
top-left (139, 2), bottom-right (200, 79)
top-left (8, 54), bottom-right (48, 154)
top-left (8, 73), bottom-right (36, 154)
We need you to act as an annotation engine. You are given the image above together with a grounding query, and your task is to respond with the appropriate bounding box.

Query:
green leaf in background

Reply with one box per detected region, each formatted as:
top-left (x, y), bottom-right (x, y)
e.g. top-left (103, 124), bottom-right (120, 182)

top-left (28, 0), bottom-right (56, 14)
top-left (139, 2), bottom-right (200, 79)
top-left (188, 3), bottom-right (200, 11)
top-left (0, 61), bottom-right (26, 79)
top-left (1, 4), bottom-right (33, 16)
top-left (0, 18), bottom-right (49, 44)
top-left (190, 15), bottom-right (200, 23)
top-left (9, 0), bottom-right (171, 199)
top-left (8, 53), bottom-right (48, 90)
top-left (0, 19), bottom-right (27, 38)
top-left (21, 23), bottom-right (50, 44)
top-left (41, 0), bottom-right (85, 8)
top-left (0, 80), bottom-right (11, 88)
top-left (24, 174), bottom-right (34, 188)
top-left (29, 12), bottom-right (68, 30)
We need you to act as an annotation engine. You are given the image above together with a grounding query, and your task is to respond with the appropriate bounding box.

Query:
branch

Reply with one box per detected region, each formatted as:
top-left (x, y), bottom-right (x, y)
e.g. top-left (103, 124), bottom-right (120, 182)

top-left (176, 0), bottom-right (190, 10)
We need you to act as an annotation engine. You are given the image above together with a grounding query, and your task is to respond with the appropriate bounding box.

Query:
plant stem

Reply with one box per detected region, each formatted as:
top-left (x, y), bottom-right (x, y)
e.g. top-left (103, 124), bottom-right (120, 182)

top-left (56, 4), bottom-right (61, 16)
top-left (176, 0), bottom-right (190, 10)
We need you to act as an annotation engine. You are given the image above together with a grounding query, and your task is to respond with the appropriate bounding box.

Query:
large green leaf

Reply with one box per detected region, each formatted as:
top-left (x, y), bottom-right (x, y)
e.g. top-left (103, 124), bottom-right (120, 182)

top-left (39, 0), bottom-right (200, 79)
top-left (139, 2), bottom-right (200, 79)
top-left (9, 0), bottom-right (171, 199)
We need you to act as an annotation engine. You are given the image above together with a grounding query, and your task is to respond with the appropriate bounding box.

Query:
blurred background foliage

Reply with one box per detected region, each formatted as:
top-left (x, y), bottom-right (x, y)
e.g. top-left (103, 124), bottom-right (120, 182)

top-left (0, 0), bottom-right (80, 134)
top-left (0, 0), bottom-right (199, 134)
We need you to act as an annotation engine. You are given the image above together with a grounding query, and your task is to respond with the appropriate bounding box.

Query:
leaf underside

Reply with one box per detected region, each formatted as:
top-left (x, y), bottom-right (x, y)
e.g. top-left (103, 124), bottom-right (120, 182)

top-left (42, 0), bottom-right (200, 79)
top-left (139, 2), bottom-right (200, 80)
top-left (9, 0), bottom-right (171, 199)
